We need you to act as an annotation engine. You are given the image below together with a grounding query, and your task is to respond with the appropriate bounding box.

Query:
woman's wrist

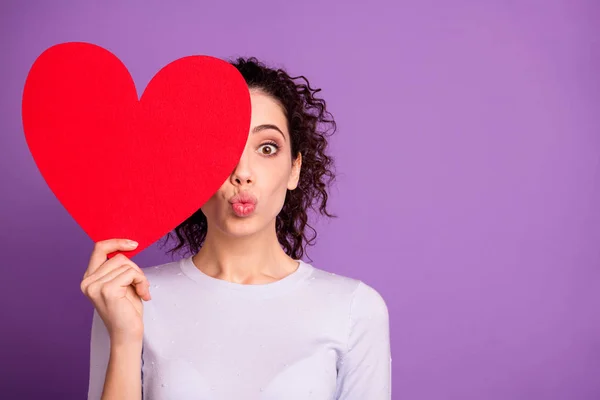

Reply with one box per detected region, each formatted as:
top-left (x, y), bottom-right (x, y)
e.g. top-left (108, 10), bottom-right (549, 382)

top-left (110, 337), bottom-right (143, 354)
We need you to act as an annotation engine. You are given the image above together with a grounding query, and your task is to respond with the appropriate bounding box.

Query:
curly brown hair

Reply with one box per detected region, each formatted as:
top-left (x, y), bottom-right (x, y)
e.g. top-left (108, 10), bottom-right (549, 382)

top-left (158, 56), bottom-right (337, 261)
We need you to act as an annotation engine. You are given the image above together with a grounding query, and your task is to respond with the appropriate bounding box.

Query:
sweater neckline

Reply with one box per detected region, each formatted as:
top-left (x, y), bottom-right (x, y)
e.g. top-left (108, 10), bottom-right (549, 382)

top-left (179, 255), bottom-right (313, 296)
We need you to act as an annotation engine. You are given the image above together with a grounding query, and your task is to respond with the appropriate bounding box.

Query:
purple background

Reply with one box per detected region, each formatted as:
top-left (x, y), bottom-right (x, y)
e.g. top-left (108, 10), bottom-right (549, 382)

top-left (1, 0), bottom-right (599, 399)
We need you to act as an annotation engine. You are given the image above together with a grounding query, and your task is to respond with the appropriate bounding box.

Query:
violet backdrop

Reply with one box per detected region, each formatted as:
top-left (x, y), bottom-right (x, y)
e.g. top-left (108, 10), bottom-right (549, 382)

top-left (1, 0), bottom-right (599, 399)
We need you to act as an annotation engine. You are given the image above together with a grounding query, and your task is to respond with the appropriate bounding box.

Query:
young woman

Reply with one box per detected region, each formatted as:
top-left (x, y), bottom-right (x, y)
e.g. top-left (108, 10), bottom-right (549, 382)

top-left (81, 57), bottom-right (391, 399)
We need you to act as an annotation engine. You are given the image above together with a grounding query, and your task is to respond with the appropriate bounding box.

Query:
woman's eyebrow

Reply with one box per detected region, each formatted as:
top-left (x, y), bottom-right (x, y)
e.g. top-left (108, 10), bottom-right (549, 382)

top-left (252, 124), bottom-right (286, 141)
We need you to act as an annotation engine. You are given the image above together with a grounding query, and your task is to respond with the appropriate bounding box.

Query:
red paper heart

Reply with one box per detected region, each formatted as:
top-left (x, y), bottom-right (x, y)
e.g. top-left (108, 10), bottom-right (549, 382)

top-left (22, 42), bottom-right (251, 258)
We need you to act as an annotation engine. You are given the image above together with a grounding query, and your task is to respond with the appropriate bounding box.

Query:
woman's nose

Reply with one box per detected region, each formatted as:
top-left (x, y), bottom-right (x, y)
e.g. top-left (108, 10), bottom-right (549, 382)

top-left (230, 154), bottom-right (254, 186)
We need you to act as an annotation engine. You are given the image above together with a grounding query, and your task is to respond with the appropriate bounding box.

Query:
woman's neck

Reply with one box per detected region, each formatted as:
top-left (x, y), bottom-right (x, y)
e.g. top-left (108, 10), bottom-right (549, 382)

top-left (191, 222), bottom-right (298, 285)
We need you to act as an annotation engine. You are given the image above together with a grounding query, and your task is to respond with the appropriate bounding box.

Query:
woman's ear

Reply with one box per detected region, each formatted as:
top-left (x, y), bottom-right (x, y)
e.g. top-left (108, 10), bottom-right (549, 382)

top-left (287, 152), bottom-right (302, 190)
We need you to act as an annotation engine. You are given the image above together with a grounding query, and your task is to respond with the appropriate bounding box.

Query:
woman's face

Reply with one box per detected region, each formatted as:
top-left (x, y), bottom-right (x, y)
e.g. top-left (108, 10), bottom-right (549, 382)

top-left (200, 89), bottom-right (302, 238)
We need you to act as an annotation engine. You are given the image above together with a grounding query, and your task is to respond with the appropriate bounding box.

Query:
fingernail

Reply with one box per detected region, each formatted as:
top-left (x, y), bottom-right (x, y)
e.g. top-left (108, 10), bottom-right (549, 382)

top-left (126, 240), bottom-right (138, 247)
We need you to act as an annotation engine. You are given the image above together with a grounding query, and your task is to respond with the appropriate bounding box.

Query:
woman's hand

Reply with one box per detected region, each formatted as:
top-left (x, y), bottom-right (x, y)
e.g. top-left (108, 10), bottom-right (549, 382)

top-left (80, 239), bottom-right (151, 347)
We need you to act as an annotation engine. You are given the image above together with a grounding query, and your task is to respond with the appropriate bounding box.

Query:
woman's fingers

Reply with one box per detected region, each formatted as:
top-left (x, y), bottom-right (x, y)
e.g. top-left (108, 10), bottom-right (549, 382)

top-left (81, 252), bottom-right (147, 298)
top-left (84, 239), bottom-right (139, 279)
top-left (85, 265), bottom-right (150, 302)
top-left (105, 266), bottom-right (151, 301)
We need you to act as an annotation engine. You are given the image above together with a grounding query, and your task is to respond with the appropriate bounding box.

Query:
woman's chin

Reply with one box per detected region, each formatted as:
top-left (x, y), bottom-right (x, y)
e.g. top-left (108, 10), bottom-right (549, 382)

top-left (219, 217), bottom-right (261, 237)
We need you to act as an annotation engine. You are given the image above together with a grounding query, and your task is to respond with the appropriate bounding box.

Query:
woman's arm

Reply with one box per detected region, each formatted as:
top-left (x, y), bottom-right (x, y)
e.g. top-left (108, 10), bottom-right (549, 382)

top-left (88, 309), bottom-right (143, 400)
top-left (101, 341), bottom-right (143, 400)
top-left (335, 281), bottom-right (392, 399)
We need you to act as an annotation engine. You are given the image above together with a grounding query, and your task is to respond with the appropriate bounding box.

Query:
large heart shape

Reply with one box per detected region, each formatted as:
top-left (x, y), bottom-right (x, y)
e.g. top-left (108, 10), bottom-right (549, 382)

top-left (22, 42), bottom-right (251, 258)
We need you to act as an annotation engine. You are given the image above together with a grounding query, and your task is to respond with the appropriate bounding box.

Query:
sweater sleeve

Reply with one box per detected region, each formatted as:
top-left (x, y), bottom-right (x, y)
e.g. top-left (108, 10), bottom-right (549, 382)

top-left (87, 309), bottom-right (110, 400)
top-left (335, 281), bottom-right (392, 399)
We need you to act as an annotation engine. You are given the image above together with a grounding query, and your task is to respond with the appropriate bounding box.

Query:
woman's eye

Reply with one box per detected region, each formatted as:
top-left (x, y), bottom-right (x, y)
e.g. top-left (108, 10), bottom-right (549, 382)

top-left (258, 143), bottom-right (279, 156)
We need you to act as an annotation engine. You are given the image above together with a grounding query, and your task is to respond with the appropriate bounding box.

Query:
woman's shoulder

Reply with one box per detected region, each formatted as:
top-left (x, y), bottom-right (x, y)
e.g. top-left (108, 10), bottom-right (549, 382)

top-left (142, 257), bottom-right (183, 280)
top-left (306, 263), bottom-right (389, 316)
